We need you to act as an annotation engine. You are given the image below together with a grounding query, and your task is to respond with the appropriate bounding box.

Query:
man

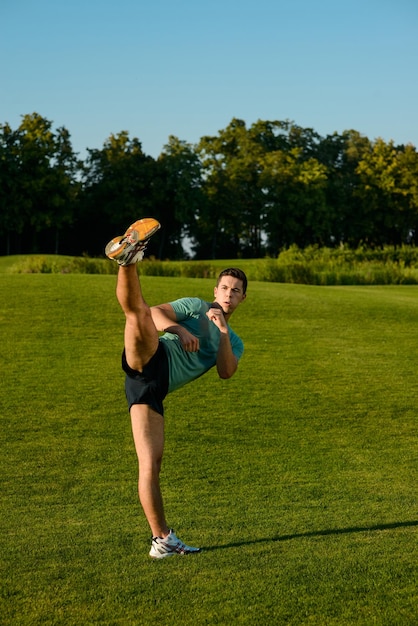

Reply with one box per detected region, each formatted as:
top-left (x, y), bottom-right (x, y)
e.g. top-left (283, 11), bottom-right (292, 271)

top-left (105, 218), bottom-right (247, 559)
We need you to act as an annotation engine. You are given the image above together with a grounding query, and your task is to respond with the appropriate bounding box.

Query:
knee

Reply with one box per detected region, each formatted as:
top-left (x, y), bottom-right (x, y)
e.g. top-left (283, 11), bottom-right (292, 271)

top-left (138, 454), bottom-right (162, 479)
top-left (126, 306), bottom-right (154, 328)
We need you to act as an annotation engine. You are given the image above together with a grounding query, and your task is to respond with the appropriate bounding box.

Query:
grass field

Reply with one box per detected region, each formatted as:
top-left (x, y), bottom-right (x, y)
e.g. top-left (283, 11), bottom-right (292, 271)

top-left (1, 266), bottom-right (417, 624)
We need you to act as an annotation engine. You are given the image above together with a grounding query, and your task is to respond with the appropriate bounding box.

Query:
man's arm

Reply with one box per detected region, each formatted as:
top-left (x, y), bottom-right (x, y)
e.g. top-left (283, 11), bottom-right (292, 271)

top-left (206, 305), bottom-right (238, 379)
top-left (151, 304), bottom-right (199, 352)
top-left (216, 331), bottom-right (238, 379)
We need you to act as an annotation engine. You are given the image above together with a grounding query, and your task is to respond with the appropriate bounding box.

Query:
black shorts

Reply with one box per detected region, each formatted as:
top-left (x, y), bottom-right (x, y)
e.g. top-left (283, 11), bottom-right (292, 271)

top-left (122, 342), bottom-right (169, 416)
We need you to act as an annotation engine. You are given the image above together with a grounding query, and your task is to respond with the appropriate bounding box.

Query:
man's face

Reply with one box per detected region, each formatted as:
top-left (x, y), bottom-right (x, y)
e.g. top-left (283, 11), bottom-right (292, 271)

top-left (213, 275), bottom-right (246, 317)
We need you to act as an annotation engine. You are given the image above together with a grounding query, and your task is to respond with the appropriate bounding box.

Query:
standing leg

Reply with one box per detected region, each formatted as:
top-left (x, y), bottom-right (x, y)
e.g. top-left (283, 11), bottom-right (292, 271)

top-left (130, 404), bottom-right (169, 538)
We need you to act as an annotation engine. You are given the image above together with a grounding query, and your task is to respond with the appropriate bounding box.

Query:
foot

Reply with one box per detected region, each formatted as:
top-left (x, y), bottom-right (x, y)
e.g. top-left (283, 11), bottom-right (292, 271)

top-left (149, 529), bottom-right (201, 559)
top-left (105, 218), bottom-right (161, 265)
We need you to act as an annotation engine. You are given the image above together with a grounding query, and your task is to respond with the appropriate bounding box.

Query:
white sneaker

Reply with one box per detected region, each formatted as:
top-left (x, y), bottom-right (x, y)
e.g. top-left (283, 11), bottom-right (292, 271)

top-left (105, 218), bottom-right (161, 265)
top-left (149, 529), bottom-right (201, 559)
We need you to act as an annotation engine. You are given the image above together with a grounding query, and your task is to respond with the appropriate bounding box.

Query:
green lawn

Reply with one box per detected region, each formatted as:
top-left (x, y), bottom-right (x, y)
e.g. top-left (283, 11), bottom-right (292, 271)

top-left (1, 271), bottom-right (417, 625)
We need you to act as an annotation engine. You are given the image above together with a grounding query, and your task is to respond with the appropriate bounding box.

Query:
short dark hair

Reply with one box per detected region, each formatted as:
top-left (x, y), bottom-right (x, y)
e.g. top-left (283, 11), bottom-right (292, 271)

top-left (217, 268), bottom-right (248, 295)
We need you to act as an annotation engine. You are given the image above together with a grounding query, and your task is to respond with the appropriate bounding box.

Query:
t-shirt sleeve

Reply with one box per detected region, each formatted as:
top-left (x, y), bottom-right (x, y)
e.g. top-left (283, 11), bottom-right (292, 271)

top-left (230, 331), bottom-right (244, 360)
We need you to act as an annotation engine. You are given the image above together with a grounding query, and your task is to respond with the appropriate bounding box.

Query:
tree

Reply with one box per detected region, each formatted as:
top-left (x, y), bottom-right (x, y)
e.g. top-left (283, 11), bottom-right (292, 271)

top-left (0, 123), bottom-right (24, 254)
top-left (355, 139), bottom-right (418, 246)
top-left (156, 136), bottom-right (206, 259)
top-left (317, 130), bottom-right (371, 246)
top-left (2, 112), bottom-right (417, 258)
top-left (80, 132), bottom-right (159, 256)
top-left (0, 113), bottom-right (81, 254)
top-left (197, 119), bottom-right (268, 258)
top-left (260, 148), bottom-right (328, 253)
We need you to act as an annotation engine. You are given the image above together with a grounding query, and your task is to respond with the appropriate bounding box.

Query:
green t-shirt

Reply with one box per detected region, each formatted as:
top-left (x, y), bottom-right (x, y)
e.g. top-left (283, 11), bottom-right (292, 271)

top-left (160, 297), bottom-right (244, 393)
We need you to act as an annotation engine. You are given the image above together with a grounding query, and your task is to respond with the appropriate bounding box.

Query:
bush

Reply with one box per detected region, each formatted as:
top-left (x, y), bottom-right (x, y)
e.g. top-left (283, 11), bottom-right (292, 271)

top-left (5, 246), bottom-right (418, 285)
top-left (8, 255), bottom-right (118, 275)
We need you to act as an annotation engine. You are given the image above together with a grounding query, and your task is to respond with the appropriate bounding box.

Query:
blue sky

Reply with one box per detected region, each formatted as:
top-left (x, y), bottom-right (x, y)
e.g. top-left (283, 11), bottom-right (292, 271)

top-left (2, 0), bottom-right (417, 159)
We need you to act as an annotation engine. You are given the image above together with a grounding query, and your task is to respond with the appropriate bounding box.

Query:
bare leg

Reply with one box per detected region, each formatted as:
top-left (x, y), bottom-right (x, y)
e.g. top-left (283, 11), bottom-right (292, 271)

top-left (116, 265), bottom-right (159, 372)
top-left (131, 404), bottom-right (169, 538)
top-left (116, 265), bottom-right (169, 537)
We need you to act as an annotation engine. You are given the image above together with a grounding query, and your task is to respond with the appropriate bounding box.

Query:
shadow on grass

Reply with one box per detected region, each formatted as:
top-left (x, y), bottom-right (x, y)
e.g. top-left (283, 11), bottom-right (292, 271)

top-left (203, 520), bottom-right (418, 552)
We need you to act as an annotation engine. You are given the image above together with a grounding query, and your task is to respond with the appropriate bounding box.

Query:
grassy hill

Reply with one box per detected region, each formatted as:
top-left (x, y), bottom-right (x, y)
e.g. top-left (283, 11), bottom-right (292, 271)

top-left (1, 271), bottom-right (417, 624)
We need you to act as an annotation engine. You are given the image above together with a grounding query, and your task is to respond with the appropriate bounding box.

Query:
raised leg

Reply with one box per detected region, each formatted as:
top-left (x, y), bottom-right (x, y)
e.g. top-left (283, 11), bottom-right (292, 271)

top-left (116, 265), bottom-right (159, 372)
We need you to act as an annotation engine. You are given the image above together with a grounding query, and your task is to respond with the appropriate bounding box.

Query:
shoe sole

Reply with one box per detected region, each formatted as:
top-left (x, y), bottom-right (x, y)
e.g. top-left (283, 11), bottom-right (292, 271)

top-left (149, 549), bottom-right (201, 559)
top-left (106, 218), bottom-right (160, 260)
top-left (124, 218), bottom-right (161, 243)
top-left (149, 551), bottom-right (177, 559)
top-left (149, 542), bottom-right (201, 559)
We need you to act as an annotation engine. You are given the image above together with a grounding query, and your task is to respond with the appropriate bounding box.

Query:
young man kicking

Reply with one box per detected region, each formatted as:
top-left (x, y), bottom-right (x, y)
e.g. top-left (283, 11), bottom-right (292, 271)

top-left (105, 218), bottom-right (247, 558)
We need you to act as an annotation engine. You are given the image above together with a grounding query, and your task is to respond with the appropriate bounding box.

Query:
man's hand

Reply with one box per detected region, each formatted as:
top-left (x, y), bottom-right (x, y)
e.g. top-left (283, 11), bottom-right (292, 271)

top-left (206, 303), bottom-right (228, 334)
top-left (175, 326), bottom-right (200, 352)
top-left (163, 323), bottom-right (200, 352)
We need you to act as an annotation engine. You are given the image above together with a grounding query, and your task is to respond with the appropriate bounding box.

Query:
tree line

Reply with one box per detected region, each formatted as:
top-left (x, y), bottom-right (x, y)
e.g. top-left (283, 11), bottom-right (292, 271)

top-left (1, 113), bottom-right (417, 259)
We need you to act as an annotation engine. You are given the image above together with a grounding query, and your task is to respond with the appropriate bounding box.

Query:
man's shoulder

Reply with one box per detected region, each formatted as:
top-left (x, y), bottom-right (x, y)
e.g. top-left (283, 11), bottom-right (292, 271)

top-left (170, 297), bottom-right (205, 315)
top-left (170, 297), bottom-right (207, 317)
